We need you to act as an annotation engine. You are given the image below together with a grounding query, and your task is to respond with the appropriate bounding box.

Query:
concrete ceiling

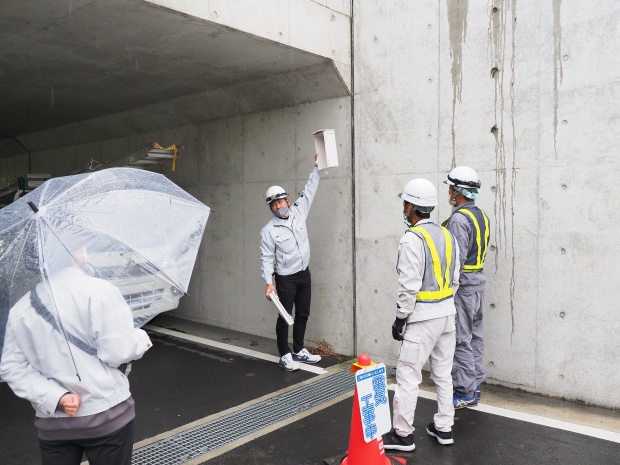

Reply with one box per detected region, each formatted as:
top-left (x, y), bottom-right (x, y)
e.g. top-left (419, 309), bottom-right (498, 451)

top-left (0, 0), bottom-right (349, 158)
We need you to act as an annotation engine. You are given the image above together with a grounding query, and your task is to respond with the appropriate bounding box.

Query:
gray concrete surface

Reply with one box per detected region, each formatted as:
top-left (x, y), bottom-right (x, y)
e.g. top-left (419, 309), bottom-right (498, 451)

top-left (352, 0), bottom-right (620, 408)
top-left (0, 0), bottom-right (350, 158)
top-left (1, 0), bottom-right (619, 408)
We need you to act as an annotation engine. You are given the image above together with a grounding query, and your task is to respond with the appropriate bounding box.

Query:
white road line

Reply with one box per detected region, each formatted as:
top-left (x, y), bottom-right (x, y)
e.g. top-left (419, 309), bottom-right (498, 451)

top-left (145, 325), bottom-right (619, 444)
top-left (389, 385), bottom-right (620, 444)
top-left (144, 325), bottom-right (328, 375)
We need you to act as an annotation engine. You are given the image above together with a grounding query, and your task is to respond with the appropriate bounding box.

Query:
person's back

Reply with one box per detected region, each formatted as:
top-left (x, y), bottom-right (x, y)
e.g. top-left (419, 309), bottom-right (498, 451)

top-left (443, 166), bottom-right (490, 409)
top-left (383, 178), bottom-right (460, 452)
top-left (444, 202), bottom-right (488, 291)
top-left (0, 265), bottom-right (152, 465)
top-left (4, 267), bottom-right (150, 414)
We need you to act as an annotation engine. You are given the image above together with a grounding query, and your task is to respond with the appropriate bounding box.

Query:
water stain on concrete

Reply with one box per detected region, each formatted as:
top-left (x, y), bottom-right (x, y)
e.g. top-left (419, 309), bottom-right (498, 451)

top-left (489, 0), bottom-right (518, 338)
top-left (509, 0), bottom-right (518, 340)
top-left (490, 2), bottom-right (507, 256)
top-left (553, 0), bottom-right (563, 159)
top-left (447, 0), bottom-right (469, 168)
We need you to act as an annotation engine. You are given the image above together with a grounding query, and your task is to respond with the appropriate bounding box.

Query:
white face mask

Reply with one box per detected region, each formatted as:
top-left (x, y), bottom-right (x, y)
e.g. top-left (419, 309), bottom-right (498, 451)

top-left (274, 206), bottom-right (290, 219)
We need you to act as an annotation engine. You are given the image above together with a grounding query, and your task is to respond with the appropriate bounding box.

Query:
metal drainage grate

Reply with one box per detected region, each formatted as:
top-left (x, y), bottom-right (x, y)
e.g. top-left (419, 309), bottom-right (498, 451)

top-left (132, 368), bottom-right (354, 465)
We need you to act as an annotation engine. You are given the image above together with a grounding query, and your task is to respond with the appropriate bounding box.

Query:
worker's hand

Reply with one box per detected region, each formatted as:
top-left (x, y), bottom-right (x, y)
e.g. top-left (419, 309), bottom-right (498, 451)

top-left (391, 317), bottom-right (407, 341)
top-left (59, 393), bottom-right (81, 417)
top-left (266, 284), bottom-right (276, 300)
top-left (314, 153), bottom-right (318, 168)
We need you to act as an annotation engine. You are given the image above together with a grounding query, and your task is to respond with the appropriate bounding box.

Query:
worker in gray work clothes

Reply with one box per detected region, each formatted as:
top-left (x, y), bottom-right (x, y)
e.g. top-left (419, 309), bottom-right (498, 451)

top-left (443, 166), bottom-right (490, 409)
top-left (382, 178), bottom-right (460, 452)
top-left (260, 154), bottom-right (322, 372)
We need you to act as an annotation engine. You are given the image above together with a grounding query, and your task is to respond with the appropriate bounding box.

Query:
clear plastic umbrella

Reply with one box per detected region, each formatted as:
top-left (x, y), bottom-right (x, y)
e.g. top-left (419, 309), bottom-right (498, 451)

top-left (0, 167), bottom-right (210, 373)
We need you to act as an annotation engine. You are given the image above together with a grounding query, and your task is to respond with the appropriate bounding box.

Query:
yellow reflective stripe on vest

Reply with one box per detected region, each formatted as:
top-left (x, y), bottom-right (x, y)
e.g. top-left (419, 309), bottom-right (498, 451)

top-left (481, 210), bottom-right (490, 263)
top-left (442, 226), bottom-right (453, 288)
top-left (410, 226), bottom-right (453, 301)
top-left (459, 208), bottom-right (489, 272)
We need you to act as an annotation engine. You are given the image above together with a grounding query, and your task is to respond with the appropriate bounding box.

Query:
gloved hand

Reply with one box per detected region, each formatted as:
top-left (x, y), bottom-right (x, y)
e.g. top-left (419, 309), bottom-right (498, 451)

top-left (392, 317), bottom-right (407, 341)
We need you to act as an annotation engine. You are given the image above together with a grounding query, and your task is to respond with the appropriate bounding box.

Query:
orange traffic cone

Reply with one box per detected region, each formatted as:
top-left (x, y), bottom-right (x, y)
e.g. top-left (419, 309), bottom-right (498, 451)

top-left (340, 355), bottom-right (406, 465)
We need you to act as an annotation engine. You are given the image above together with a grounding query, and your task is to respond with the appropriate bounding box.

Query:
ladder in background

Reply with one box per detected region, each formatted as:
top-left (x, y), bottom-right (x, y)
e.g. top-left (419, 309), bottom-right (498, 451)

top-left (0, 142), bottom-right (183, 208)
top-left (74, 142), bottom-right (183, 174)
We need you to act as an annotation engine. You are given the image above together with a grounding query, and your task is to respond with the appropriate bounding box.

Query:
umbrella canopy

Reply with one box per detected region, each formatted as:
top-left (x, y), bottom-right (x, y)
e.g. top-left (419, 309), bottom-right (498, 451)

top-left (0, 168), bottom-right (210, 369)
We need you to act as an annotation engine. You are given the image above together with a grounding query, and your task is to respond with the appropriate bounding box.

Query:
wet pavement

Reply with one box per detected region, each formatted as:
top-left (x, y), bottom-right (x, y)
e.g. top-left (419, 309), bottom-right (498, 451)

top-left (207, 392), bottom-right (620, 465)
top-left (1, 316), bottom-right (619, 465)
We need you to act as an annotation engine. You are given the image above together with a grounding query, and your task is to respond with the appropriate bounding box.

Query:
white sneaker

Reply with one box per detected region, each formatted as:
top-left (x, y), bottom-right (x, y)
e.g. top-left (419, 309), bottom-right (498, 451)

top-left (292, 348), bottom-right (322, 364)
top-left (279, 353), bottom-right (300, 371)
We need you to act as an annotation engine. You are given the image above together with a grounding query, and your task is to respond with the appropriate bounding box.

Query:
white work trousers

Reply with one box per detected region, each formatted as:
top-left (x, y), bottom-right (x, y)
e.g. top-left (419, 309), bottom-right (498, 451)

top-left (393, 315), bottom-right (456, 436)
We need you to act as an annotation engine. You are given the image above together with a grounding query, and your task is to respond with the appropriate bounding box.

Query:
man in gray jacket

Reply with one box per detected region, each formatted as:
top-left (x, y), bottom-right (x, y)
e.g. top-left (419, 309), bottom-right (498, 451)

top-left (260, 154), bottom-right (322, 371)
top-left (443, 166), bottom-right (490, 409)
top-left (0, 248), bottom-right (152, 465)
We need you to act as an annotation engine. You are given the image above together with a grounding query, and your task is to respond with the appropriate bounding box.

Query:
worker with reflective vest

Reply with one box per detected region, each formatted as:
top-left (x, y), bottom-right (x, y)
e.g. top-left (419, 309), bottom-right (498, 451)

top-left (383, 178), bottom-right (461, 452)
top-left (443, 166), bottom-right (490, 409)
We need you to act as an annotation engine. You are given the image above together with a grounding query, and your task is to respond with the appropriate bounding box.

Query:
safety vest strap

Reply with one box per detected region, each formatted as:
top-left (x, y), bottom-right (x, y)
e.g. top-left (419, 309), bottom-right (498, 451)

top-left (458, 208), bottom-right (489, 273)
top-left (417, 286), bottom-right (454, 301)
top-left (409, 225), bottom-right (454, 302)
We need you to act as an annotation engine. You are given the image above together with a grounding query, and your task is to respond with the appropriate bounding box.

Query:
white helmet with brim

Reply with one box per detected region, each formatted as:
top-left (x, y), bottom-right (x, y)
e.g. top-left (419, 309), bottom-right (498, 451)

top-left (444, 166), bottom-right (481, 189)
top-left (265, 185), bottom-right (289, 205)
top-left (399, 178), bottom-right (438, 213)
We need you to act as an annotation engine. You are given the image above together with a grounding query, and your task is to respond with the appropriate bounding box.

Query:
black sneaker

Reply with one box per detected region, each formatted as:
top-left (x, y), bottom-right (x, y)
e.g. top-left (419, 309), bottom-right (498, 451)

top-left (382, 430), bottom-right (415, 451)
top-left (426, 422), bottom-right (454, 445)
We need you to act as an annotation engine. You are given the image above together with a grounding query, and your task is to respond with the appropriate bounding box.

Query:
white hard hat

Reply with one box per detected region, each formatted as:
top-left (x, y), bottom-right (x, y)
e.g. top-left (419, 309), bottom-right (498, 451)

top-left (444, 166), bottom-right (481, 189)
top-left (399, 178), bottom-right (438, 208)
top-left (265, 185), bottom-right (289, 204)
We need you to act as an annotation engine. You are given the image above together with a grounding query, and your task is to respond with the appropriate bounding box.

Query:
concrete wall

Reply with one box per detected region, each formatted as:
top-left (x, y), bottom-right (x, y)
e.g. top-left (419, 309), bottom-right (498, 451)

top-left (353, 0), bottom-right (620, 408)
top-left (165, 98), bottom-right (354, 355)
top-left (19, 0), bottom-right (355, 353)
top-left (29, 97), bottom-right (355, 356)
top-left (12, 0), bottom-right (620, 408)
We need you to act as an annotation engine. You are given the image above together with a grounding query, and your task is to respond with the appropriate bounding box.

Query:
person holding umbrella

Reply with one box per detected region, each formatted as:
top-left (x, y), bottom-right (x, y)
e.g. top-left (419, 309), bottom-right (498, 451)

top-left (0, 245), bottom-right (153, 465)
top-left (0, 168), bottom-right (211, 465)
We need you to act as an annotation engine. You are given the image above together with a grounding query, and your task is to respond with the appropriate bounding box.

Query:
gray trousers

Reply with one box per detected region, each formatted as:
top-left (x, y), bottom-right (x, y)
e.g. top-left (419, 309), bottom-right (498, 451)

top-left (451, 290), bottom-right (486, 394)
top-left (393, 316), bottom-right (456, 436)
